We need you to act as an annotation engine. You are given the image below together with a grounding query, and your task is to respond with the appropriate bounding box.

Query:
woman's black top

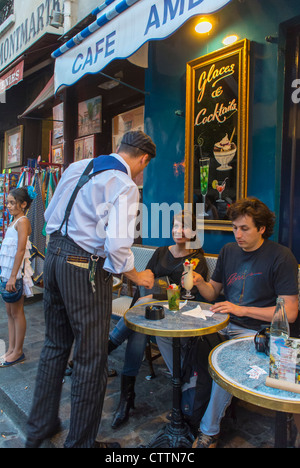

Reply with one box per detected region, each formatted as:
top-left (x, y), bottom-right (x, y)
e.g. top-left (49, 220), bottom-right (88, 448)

top-left (133, 246), bottom-right (208, 303)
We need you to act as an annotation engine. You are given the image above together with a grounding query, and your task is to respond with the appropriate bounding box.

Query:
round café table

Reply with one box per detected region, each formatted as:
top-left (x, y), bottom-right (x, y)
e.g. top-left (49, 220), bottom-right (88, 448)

top-left (124, 300), bottom-right (229, 448)
top-left (209, 336), bottom-right (300, 447)
top-left (112, 275), bottom-right (122, 292)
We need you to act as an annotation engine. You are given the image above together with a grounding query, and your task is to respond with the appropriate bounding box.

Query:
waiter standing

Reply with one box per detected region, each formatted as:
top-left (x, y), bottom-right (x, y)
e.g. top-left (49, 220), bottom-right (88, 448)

top-left (26, 131), bottom-right (156, 448)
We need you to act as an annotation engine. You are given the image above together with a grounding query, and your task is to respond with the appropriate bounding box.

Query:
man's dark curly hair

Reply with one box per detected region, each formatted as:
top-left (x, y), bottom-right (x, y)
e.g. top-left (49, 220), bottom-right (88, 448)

top-left (228, 197), bottom-right (276, 239)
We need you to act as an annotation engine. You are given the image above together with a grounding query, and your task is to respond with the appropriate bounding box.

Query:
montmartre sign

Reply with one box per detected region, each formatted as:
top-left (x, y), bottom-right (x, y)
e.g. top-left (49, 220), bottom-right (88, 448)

top-left (0, 0), bottom-right (63, 73)
top-left (54, 0), bottom-right (232, 93)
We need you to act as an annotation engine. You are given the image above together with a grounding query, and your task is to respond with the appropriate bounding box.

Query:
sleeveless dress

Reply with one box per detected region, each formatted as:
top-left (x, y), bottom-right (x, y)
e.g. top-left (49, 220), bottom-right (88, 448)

top-left (0, 216), bottom-right (34, 297)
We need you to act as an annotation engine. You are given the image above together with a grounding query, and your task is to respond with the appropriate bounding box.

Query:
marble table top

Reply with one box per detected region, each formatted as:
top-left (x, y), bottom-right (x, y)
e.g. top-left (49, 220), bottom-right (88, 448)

top-left (124, 300), bottom-right (229, 338)
top-left (209, 336), bottom-right (300, 413)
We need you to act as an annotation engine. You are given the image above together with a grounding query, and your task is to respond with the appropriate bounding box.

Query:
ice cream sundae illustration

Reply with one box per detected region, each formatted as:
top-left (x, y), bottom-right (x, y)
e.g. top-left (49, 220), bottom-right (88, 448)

top-left (213, 131), bottom-right (237, 171)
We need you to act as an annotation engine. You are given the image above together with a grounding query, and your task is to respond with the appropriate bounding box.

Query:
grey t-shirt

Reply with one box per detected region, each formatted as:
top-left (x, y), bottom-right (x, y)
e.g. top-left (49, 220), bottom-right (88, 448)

top-left (211, 240), bottom-right (299, 330)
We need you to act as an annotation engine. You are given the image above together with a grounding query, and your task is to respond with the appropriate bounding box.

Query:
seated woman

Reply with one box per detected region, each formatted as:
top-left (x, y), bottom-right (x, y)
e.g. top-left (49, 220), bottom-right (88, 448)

top-left (108, 211), bottom-right (208, 429)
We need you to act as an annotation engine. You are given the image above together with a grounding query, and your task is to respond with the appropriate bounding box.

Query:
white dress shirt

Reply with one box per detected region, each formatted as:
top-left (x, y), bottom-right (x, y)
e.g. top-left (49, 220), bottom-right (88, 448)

top-left (45, 153), bottom-right (139, 274)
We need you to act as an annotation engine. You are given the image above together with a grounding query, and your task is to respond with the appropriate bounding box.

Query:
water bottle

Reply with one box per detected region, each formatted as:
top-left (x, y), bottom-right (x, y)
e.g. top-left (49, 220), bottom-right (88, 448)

top-left (268, 298), bottom-right (290, 380)
top-left (270, 297), bottom-right (290, 339)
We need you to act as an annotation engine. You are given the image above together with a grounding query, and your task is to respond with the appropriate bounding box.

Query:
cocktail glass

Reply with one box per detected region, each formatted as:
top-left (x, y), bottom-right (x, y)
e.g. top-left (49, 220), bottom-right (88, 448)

top-left (199, 157), bottom-right (210, 217)
top-left (182, 263), bottom-right (195, 300)
top-left (216, 178), bottom-right (228, 202)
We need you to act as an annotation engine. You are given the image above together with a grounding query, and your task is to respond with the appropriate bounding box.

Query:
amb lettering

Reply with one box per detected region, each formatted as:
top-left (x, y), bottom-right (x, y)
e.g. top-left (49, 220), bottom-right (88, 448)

top-left (145, 0), bottom-right (204, 35)
top-left (72, 31), bottom-right (116, 75)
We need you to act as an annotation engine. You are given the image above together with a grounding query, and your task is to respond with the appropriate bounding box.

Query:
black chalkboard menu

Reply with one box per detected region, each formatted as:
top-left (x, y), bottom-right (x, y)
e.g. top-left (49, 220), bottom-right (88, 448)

top-left (184, 39), bottom-right (250, 230)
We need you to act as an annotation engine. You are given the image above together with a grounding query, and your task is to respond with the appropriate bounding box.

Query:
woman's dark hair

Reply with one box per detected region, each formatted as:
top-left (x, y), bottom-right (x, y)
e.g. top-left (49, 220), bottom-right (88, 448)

top-left (9, 186), bottom-right (33, 212)
top-left (173, 210), bottom-right (204, 254)
top-left (228, 197), bottom-right (275, 239)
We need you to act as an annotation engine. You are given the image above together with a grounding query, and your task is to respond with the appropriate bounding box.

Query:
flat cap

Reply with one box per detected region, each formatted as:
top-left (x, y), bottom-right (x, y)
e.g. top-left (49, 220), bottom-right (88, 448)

top-left (121, 130), bottom-right (156, 158)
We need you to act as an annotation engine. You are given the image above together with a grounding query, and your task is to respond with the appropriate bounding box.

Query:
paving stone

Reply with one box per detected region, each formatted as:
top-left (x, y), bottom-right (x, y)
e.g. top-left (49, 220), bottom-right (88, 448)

top-left (0, 297), bottom-right (297, 448)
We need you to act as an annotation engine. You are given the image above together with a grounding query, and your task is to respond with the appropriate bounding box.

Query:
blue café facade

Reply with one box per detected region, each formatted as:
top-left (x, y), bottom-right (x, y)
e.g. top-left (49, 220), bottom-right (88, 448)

top-left (53, 0), bottom-right (300, 262)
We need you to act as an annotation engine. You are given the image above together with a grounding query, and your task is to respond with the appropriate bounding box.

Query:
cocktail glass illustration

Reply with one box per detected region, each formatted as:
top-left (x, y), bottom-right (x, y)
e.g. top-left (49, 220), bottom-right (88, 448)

top-left (199, 157), bottom-right (210, 217)
top-left (216, 178), bottom-right (228, 202)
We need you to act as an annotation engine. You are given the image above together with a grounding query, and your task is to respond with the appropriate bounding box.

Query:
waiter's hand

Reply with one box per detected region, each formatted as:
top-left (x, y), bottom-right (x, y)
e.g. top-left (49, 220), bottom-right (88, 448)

top-left (124, 268), bottom-right (154, 289)
top-left (136, 269), bottom-right (154, 289)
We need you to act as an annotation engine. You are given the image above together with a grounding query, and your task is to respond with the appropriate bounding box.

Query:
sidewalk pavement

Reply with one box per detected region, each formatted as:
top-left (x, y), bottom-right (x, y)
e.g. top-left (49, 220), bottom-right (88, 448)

top-left (0, 295), bottom-right (297, 449)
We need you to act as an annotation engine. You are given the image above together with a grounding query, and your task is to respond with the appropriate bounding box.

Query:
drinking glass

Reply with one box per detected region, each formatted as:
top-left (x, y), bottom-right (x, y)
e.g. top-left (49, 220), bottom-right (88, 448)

top-left (167, 288), bottom-right (180, 311)
top-left (182, 263), bottom-right (194, 300)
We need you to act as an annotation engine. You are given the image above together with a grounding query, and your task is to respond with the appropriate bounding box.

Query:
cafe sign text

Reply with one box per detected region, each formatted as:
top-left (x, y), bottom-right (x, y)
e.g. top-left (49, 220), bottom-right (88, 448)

top-left (54, 0), bottom-right (232, 93)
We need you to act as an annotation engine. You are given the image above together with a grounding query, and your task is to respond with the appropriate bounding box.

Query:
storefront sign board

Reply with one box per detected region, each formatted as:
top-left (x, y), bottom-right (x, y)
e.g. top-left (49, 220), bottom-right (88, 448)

top-left (54, 0), bottom-right (232, 93)
top-left (0, 60), bottom-right (24, 94)
top-left (0, 0), bottom-right (64, 72)
top-left (184, 39), bottom-right (250, 231)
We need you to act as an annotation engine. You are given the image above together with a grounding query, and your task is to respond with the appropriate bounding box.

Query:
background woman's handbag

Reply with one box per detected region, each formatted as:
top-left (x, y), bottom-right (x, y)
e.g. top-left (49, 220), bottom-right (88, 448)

top-left (0, 278), bottom-right (23, 303)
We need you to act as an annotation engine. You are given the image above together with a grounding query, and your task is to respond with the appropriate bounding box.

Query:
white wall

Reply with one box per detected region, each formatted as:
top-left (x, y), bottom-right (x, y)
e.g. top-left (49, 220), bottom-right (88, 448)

top-left (76, 0), bottom-right (99, 24)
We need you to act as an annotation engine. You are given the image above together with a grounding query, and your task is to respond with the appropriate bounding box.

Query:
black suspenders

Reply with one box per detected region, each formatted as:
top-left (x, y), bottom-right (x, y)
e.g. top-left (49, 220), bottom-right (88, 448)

top-left (59, 159), bottom-right (94, 235)
top-left (59, 156), bottom-right (128, 236)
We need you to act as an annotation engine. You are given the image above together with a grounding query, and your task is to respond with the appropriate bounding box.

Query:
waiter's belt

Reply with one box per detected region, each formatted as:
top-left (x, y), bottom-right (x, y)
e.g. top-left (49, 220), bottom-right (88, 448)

top-left (66, 255), bottom-right (90, 269)
top-left (53, 248), bottom-right (105, 270)
top-left (48, 233), bottom-right (105, 270)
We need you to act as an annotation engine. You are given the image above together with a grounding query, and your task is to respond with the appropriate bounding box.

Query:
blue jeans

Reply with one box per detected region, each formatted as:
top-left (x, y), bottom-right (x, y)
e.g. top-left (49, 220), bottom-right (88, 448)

top-left (157, 323), bottom-right (256, 436)
top-left (109, 317), bottom-right (148, 377)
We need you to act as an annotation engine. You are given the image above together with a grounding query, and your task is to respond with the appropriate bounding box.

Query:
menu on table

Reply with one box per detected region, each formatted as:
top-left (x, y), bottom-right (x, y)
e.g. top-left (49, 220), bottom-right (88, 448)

top-left (266, 337), bottom-right (300, 393)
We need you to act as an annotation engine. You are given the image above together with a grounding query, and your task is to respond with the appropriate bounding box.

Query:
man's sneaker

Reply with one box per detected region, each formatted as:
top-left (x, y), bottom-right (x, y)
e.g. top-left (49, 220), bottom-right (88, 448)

top-left (192, 431), bottom-right (219, 448)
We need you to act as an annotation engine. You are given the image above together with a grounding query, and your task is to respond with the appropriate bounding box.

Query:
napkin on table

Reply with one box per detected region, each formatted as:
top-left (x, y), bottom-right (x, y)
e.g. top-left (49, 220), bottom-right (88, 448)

top-left (181, 304), bottom-right (214, 320)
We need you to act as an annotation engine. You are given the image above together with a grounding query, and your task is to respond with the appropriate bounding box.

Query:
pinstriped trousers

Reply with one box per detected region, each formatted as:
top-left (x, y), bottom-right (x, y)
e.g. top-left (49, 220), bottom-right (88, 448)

top-left (27, 233), bottom-right (112, 448)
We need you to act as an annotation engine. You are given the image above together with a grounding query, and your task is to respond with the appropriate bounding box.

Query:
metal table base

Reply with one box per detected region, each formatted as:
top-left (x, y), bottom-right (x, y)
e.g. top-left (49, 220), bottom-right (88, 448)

top-left (143, 338), bottom-right (194, 448)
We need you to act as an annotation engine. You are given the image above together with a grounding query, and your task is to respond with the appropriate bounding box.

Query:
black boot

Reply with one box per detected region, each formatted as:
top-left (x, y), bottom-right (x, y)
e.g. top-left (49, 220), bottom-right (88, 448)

top-left (108, 339), bottom-right (118, 377)
top-left (111, 375), bottom-right (136, 429)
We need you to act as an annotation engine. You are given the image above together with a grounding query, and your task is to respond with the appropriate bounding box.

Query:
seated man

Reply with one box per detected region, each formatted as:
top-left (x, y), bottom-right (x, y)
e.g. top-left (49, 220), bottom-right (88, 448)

top-left (191, 197), bottom-right (299, 448)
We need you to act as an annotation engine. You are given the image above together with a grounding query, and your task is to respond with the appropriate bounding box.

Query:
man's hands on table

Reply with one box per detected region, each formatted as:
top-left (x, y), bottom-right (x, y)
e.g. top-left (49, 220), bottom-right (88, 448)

top-left (210, 301), bottom-right (243, 316)
top-left (191, 271), bottom-right (242, 316)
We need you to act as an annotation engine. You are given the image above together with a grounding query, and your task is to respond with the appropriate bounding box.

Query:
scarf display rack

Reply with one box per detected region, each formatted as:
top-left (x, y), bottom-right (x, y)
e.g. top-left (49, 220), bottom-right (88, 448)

top-left (17, 160), bottom-right (64, 286)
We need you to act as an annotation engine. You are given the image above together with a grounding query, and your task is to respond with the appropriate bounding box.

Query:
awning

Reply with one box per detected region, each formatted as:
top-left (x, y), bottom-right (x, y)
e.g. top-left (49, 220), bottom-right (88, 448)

top-left (0, 59), bottom-right (24, 95)
top-left (53, 0), bottom-right (232, 94)
top-left (19, 75), bottom-right (54, 118)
